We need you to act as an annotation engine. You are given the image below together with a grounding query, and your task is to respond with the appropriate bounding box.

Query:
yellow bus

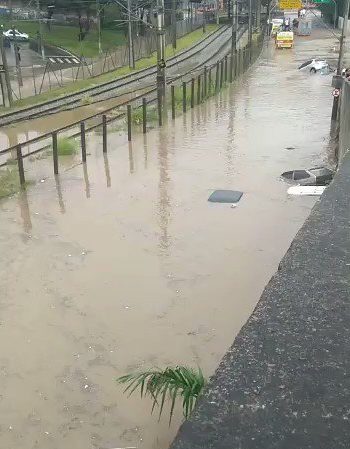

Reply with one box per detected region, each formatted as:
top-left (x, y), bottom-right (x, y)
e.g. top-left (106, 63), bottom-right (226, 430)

top-left (275, 31), bottom-right (294, 49)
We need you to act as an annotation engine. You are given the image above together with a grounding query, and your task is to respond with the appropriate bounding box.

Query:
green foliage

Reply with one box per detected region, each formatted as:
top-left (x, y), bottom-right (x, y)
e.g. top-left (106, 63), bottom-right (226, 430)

top-left (56, 137), bottom-right (78, 155)
top-left (117, 366), bottom-right (206, 423)
top-left (0, 168), bottom-right (23, 198)
top-left (130, 105), bottom-right (158, 125)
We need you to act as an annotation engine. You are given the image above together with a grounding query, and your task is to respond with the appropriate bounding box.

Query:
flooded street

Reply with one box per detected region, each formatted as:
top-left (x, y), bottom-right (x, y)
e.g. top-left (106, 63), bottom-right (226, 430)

top-left (0, 31), bottom-right (335, 449)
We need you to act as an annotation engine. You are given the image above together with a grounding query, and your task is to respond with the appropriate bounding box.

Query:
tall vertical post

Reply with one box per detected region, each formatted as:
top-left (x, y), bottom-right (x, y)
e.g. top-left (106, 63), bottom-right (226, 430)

top-left (191, 78), bottom-right (195, 107)
top-left (197, 75), bottom-right (201, 104)
top-left (204, 66), bottom-right (207, 97)
top-left (127, 0), bottom-right (135, 68)
top-left (171, 0), bottom-right (177, 49)
top-left (102, 114), bottom-right (107, 152)
top-left (52, 131), bottom-right (58, 174)
top-left (332, 0), bottom-right (350, 120)
top-left (171, 86), bottom-right (175, 119)
top-left (142, 97), bottom-right (147, 132)
top-left (80, 122), bottom-right (86, 161)
top-left (96, 0), bottom-right (102, 55)
top-left (127, 104), bottom-right (132, 141)
top-left (215, 61), bottom-right (220, 92)
top-left (36, 0), bottom-right (45, 60)
top-left (220, 60), bottom-right (224, 88)
top-left (156, 0), bottom-right (166, 119)
top-left (248, 0), bottom-right (253, 62)
top-left (0, 32), bottom-right (13, 106)
top-left (16, 144), bottom-right (25, 185)
top-left (12, 27), bottom-right (23, 87)
top-left (230, 0), bottom-right (238, 82)
top-left (182, 81), bottom-right (187, 112)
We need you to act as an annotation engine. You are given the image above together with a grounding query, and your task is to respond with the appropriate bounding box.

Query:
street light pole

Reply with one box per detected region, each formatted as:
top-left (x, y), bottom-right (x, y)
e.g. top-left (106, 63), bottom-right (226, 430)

top-left (0, 31), bottom-right (13, 107)
top-left (96, 0), bottom-right (102, 54)
top-left (331, 0), bottom-right (337, 29)
top-left (230, 0), bottom-right (237, 81)
top-left (248, 0), bottom-right (253, 59)
top-left (171, 0), bottom-right (176, 49)
top-left (36, 0), bottom-right (45, 60)
top-left (127, 0), bottom-right (135, 68)
top-left (331, 0), bottom-right (350, 120)
top-left (156, 0), bottom-right (166, 116)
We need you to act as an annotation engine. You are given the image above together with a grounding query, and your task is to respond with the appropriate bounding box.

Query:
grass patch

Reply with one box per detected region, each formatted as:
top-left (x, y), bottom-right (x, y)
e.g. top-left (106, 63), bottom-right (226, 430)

top-left (130, 105), bottom-right (158, 125)
top-left (56, 137), bottom-right (78, 156)
top-left (0, 20), bottom-right (125, 57)
top-left (5, 24), bottom-right (219, 111)
top-left (0, 168), bottom-right (24, 198)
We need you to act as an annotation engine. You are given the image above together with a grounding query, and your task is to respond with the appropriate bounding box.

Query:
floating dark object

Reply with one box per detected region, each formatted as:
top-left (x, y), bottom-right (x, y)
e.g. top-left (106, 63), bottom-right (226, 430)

top-left (281, 167), bottom-right (334, 186)
top-left (208, 190), bottom-right (243, 203)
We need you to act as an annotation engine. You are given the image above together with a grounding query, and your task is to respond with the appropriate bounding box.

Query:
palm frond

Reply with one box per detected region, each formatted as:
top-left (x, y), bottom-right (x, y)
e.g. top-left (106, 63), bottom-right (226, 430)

top-left (116, 365), bottom-right (206, 423)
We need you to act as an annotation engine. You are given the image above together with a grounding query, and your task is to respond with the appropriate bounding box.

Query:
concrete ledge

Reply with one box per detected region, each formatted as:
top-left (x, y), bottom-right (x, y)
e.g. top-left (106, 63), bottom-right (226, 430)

top-left (170, 152), bottom-right (350, 449)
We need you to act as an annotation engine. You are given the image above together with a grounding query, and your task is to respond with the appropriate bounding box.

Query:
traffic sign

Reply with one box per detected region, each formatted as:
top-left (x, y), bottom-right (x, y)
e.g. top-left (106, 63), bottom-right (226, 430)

top-left (332, 88), bottom-right (340, 97)
top-left (279, 0), bottom-right (302, 9)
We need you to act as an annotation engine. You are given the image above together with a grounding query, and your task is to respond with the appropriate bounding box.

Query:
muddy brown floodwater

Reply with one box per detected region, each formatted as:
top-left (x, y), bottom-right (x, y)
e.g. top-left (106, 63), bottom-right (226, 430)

top-left (0, 32), bottom-right (336, 449)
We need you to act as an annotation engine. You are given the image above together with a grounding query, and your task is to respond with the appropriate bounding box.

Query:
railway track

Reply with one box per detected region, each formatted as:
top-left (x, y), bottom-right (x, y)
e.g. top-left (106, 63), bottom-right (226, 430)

top-left (0, 25), bottom-right (234, 127)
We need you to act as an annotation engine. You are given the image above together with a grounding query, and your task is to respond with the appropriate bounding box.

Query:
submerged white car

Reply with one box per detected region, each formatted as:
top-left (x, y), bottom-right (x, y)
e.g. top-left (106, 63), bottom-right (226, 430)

top-left (298, 59), bottom-right (330, 73)
top-left (3, 29), bottom-right (29, 41)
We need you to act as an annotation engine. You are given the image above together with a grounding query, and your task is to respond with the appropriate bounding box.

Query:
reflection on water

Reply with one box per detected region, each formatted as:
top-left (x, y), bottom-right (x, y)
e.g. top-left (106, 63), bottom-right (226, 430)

top-left (82, 163), bottom-right (90, 198)
top-left (103, 153), bottom-right (112, 188)
top-left (17, 189), bottom-right (32, 235)
top-left (55, 176), bottom-right (66, 214)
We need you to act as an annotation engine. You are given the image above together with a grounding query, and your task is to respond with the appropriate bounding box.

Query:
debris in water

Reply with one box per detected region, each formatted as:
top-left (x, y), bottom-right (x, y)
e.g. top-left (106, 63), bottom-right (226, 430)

top-left (40, 179), bottom-right (45, 183)
top-left (287, 185), bottom-right (327, 196)
top-left (208, 190), bottom-right (243, 203)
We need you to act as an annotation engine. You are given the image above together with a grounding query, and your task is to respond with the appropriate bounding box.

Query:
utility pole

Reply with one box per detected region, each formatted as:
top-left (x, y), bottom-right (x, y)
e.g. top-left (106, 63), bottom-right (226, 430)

top-left (36, 0), bottom-right (45, 60)
top-left (216, 0), bottom-right (220, 25)
top-left (332, 0), bottom-right (350, 120)
top-left (248, 0), bottom-right (253, 59)
top-left (156, 0), bottom-right (166, 115)
top-left (171, 0), bottom-right (176, 49)
top-left (202, 4), bottom-right (206, 33)
top-left (12, 26), bottom-right (23, 87)
top-left (0, 32), bottom-right (13, 107)
top-left (96, 0), bottom-right (102, 54)
top-left (127, 0), bottom-right (135, 68)
top-left (230, 0), bottom-right (237, 78)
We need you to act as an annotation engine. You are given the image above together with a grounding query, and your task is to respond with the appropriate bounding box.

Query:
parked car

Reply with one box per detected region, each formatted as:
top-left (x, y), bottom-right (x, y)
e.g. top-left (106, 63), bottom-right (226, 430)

top-left (3, 29), bottom-right (29, 41)
top-left (298, 59), bottom-right (330, 73)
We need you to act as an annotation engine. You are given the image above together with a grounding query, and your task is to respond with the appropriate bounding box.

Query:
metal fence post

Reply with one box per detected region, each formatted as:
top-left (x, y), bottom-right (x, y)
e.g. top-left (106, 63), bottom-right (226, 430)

top-left (197, 75), bottom-right (201, 104)
top-left (224, 55), bottom-right (228, 82)
top-left (204, 66), bottom-right (207, 97)
top-left (52, 131), bottom-right (59, 174)
top-left (171, 86), bottom-right (175, 119)
top-left (220, 60), bottom-right (224, 89)
top-left (102, 115), bottom-right (107, 153)
top-left (127, 104), bottom-right (132, 141)
top-left (80, 123), bottom-right (86, 162)
top-left (142, 97), bottom-right (147, 131)
top-left (182, 81), bottom-right (187, 113)
top-left (16, 144), bottom-right (25, 185)
top-left (157, 92), bottom-right (163, 126)
top-left (215, 62), bottom-right (220, 92)
top-left (191, 78), bottom-right (195, 108)
top-left (208, 68), bottom-right (212, 95)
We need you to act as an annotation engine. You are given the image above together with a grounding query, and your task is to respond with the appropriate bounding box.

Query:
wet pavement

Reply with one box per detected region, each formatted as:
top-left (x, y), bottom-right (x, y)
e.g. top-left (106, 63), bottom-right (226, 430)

top-left (0, 28), bottom-right (336, 449)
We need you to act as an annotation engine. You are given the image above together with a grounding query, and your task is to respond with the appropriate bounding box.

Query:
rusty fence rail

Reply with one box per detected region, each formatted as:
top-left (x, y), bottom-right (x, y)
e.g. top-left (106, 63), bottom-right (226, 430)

top-left (0, 31), bottom-right (265, 188)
